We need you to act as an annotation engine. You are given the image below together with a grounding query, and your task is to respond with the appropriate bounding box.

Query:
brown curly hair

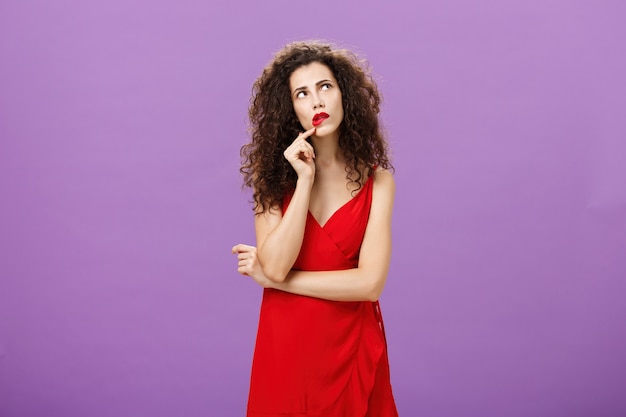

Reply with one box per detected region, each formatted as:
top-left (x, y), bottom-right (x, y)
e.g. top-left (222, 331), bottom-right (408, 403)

top-left (240, 40), bottom-right (393, 212)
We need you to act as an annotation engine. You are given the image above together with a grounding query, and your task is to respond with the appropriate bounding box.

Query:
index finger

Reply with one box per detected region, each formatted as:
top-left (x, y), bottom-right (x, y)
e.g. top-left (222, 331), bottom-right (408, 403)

top-left (232, 243), bottom-right (253, 254)
top-left (298, 127), bottom-right (316, 140)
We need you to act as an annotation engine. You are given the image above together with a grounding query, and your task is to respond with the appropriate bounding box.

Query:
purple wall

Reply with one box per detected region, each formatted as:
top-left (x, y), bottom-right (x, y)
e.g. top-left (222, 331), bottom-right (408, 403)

top-left (1, 1), bottom-right (625, 416)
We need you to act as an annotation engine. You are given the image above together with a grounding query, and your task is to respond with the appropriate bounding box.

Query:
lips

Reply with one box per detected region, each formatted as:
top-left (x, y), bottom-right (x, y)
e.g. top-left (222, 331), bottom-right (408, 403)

top-left (312, 112), bottom-right (329, 127)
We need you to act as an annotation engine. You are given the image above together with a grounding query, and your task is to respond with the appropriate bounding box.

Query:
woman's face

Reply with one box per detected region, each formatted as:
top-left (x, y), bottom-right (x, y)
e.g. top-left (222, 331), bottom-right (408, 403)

top-left (289, 62), bottom-right (344, 137)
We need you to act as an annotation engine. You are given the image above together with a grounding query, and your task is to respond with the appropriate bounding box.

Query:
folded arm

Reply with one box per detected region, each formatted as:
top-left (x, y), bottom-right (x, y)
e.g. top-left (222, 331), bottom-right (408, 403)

top-left (269, 169), bottom-right (395, 301)
top-left (251, 129), bottom-right (320, 282)
top-left (254, 176), bottom-right (313, 282)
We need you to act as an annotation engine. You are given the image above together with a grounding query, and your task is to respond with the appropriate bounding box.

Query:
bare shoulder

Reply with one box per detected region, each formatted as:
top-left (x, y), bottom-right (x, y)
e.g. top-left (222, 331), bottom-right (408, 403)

top-left (370, 167), bottom-right (395, 214)
top-left (372, 167), bottom-right (395, 193)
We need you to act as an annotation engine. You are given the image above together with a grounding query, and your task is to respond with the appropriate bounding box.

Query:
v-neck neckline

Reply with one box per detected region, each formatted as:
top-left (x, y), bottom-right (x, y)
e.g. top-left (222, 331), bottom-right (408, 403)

top-left (308, 175), bottom-right (373, 229)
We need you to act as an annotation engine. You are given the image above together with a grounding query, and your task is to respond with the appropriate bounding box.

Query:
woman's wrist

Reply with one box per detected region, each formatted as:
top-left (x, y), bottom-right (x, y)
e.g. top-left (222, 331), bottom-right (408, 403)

top-left (296, 175), bottom-right (314, 189)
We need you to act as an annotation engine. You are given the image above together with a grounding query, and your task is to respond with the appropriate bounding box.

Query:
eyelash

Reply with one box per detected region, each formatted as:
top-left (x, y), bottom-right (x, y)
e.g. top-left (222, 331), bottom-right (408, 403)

top-left (296, 83), bottom-right (332, 99)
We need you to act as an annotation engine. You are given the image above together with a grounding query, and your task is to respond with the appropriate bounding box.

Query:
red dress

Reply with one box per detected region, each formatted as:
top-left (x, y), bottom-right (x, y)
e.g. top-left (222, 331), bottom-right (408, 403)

top-left (247, 174), bottom-right (398, 417)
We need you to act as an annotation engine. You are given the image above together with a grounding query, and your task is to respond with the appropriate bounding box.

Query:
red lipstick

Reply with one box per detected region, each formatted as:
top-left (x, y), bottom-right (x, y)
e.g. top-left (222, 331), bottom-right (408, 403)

top-left (312, 112), bottom-right (329, 127)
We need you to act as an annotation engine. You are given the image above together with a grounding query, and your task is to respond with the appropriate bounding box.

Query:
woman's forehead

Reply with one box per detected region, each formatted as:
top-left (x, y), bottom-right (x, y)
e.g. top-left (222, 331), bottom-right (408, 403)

top-left (289, 62), bottom-right (336, 89)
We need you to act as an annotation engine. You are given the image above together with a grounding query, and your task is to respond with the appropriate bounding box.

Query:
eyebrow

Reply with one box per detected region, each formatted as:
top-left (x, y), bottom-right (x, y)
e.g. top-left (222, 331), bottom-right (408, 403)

top-left (292, 79), bottom-right (333, 95)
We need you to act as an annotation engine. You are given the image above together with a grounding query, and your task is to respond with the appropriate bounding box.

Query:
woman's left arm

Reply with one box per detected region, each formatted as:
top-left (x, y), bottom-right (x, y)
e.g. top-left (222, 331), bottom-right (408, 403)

top-left (269, 169), bottom-right (395, 302)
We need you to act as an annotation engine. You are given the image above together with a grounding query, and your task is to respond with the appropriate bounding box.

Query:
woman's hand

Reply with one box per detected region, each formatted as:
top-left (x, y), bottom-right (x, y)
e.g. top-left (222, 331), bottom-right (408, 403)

top-left (283, 128), bottom-right (316, 180)
top-left (232, 244), bottom-right (274, 288)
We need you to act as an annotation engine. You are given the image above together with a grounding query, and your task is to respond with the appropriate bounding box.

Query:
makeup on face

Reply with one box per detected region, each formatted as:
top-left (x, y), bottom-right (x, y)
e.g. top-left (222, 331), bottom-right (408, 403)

top-left (312, 112), bottom-right (329, 127)
top-left (289, 62), bottom-right (344, 135)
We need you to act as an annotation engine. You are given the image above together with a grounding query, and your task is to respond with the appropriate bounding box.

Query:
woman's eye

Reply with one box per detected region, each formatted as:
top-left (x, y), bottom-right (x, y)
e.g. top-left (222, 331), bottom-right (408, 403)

top-left (296, 91), bottom-right (306, 98)
top-left (321, 83), bottom-right (331, 91)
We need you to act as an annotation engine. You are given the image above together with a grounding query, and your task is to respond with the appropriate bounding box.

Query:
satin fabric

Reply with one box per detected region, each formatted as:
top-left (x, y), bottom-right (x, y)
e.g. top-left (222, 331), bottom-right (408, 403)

top-left (247, 174), bottom-right (398, 417)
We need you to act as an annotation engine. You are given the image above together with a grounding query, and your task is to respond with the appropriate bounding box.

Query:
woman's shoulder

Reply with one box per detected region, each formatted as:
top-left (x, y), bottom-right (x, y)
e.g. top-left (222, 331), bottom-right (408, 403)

top-left (367, 166), bottom-right (394, 205)
top-left (367, 166), bottom-right (395, 214)
top-left (372, 166), bottom-right (394, 186)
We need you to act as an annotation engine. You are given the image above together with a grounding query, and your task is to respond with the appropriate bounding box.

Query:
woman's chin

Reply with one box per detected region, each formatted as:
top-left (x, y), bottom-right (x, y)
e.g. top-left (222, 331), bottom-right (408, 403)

top-left (312, 124), bottom-right (338, 138)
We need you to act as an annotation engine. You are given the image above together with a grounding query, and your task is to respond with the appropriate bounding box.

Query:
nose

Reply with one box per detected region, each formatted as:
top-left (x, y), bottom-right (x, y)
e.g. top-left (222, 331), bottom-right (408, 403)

top-left (312, 94), bottom-right (324, 109)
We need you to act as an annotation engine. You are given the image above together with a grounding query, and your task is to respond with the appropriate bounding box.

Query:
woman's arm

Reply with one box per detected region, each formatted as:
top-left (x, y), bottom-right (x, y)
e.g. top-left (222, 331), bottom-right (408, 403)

top-left (242, 169), bottom-right (395, 301)
top-left (273, 169), bottom-right (395, 301)
top-left (254, 177), bottom-right (311, 282)
top-left (253, 128), bottom-right (317, 282)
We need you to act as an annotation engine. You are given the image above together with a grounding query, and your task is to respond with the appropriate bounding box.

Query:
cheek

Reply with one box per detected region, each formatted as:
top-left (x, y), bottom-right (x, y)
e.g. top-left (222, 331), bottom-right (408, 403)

top-left (290, 104), bottom-right (306, 129)
top-left (336, 96), bottom-right (345, 118)
top-left (293, 103), bottom-right (308, 122)
top-left (334, 93), bottom-right (344, 111)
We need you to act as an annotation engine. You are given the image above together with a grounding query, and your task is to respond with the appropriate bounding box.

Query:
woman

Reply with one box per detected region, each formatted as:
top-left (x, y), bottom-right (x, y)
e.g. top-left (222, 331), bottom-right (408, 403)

top-left (232, 41), bottom-right (398, 417)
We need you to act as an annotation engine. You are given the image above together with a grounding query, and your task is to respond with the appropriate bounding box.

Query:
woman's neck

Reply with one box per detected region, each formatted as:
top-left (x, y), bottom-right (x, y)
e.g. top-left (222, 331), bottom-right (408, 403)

top-left (311, 134), bottom-right (343, 168)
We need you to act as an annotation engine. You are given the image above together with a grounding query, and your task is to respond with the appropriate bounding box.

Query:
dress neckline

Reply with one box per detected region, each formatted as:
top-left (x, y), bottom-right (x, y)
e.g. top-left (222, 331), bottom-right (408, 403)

top-left (308, 174), bottom-right (373, 229)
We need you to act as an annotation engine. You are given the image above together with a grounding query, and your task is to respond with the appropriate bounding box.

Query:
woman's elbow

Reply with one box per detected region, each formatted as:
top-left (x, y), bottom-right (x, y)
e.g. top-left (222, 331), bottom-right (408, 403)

top-left (365, 289), bottom-right (382, 302)
top-left (364, 277), bottom-right (387, 302)
top-left (257, 253), bottom-right (290, 283)
top-left (263, 266), bottom-right (289, 283)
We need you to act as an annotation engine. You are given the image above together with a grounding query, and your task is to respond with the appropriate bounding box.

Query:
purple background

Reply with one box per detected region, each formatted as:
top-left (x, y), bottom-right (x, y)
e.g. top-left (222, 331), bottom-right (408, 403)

top-left (1, 0), bottom-right (625, 416)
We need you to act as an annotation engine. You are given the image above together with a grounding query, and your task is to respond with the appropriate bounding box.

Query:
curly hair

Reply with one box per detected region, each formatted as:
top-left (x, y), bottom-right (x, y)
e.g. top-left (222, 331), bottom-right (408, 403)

top-left (240, 40), bottom-right (393, 212)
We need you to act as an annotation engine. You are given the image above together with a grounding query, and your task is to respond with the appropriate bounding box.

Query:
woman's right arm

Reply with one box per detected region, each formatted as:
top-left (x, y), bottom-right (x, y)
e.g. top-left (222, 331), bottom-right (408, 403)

top-left (255, 128), bottom-right (316, 282)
